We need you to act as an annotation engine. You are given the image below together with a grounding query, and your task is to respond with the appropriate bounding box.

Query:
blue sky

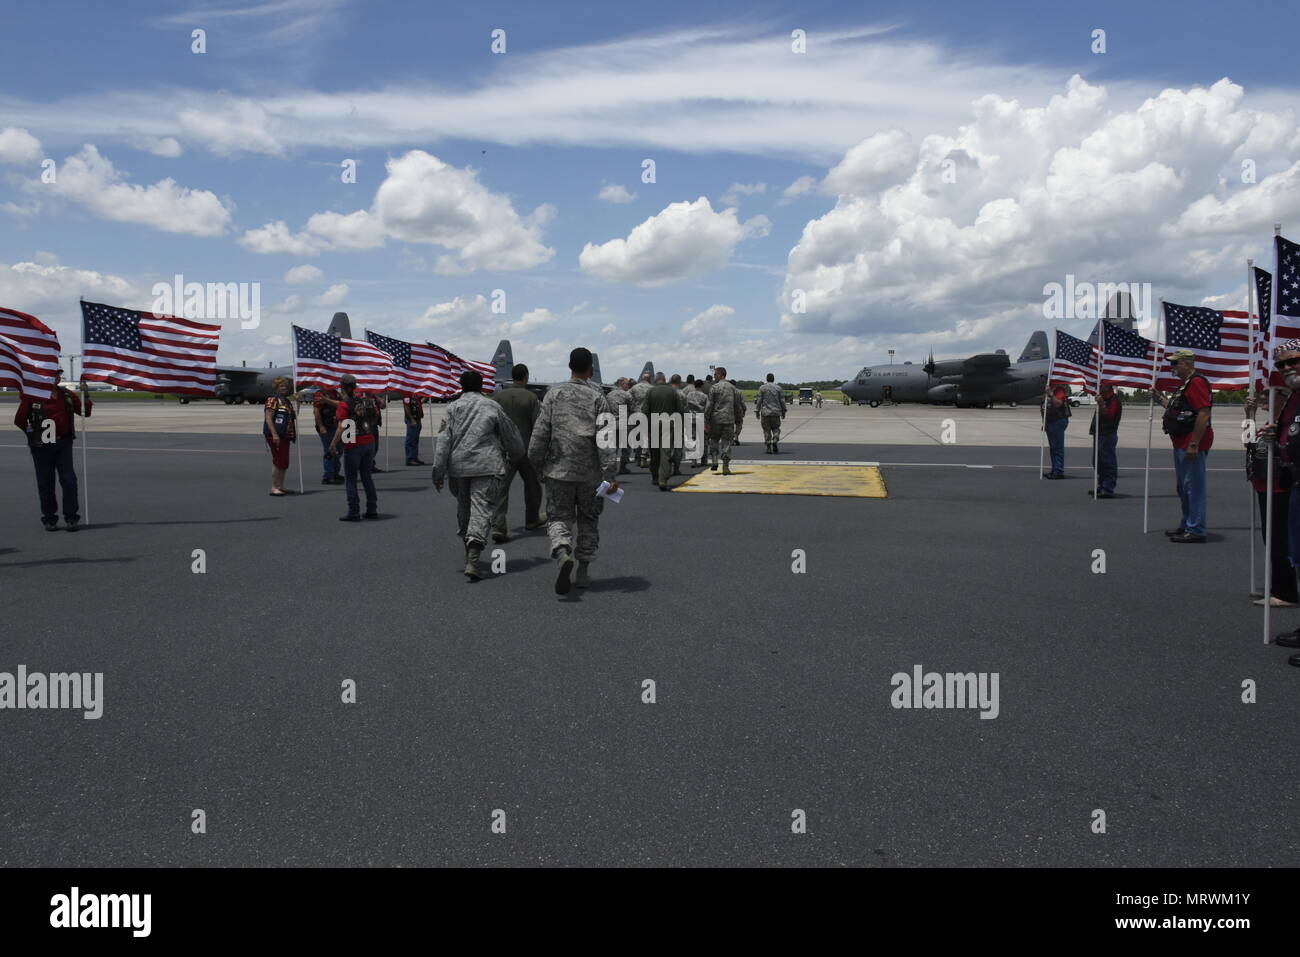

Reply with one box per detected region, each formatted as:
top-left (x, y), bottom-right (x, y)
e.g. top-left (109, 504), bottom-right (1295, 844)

top-left (1, 0), bottom-right (1297, 380)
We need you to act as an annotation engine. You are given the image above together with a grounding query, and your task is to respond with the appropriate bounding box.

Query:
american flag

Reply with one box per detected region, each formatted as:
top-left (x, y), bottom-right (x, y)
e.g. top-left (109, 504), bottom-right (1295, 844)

top-left (365, 330), bottom-right (448, 397)
top-left (1099, 320), bottom-right (1157, 388)
top-left (1252, 265), bottom-right (1272, 390)
top-left (1157, 302), bottom-right (1250, 390)
top-left (426, 342), bottom-right (497, 395)
top-left (1050, 329), bottom-right (1099, 390)
top-left (0, 306), bottom-right (62, 399)
top-left (293, 325), bottom-right (393, 392)
top-left (81, 300), bottom-right (220, 395)
top-left (1265, 235), bottom-right (1300, 384)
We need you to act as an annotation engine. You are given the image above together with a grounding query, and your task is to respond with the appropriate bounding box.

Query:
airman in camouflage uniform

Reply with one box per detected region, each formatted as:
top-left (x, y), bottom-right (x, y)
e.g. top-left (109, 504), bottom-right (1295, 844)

top-left (431, 370), bottom-right (525, 580)
top-left (605, 377), bottom-right (633, 474)
top-left (629, 373), bottom-right (653, 468)
top-left (528, 348), bottom-right (619, 595)
top-left (687, 379), bottom-right (709, 465)
top-left (756, 373), bottom-right (787, 454)
top-left (732, 380), bottom-right (748, 446)
top-left (704, 367), bottom-right (746, 474)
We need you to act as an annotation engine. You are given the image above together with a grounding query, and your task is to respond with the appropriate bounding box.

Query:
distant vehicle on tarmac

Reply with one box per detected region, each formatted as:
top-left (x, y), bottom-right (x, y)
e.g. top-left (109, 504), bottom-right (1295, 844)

top-left (798, 387), bottom-right (814, 405)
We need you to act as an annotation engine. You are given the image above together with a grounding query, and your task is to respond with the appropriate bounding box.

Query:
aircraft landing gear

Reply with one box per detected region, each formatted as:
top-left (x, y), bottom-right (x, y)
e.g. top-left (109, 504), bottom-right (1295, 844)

top-left (868, 399), bottom-right (880, 408)
top-left (222, 395), bottom-right (237, 405)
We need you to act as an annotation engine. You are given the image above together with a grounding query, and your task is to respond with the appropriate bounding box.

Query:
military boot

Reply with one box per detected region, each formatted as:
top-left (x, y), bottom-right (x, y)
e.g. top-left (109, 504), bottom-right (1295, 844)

top-left (575, 562), bottom-right (591, 588)
top-left (554, 546), bottom-right (575, 595)
top-left (464, 543), bottom-right (483, 580)
top-left (722, 458), bottom-right (733, 475)
top-left (772, 442), bottom-right (779, 454)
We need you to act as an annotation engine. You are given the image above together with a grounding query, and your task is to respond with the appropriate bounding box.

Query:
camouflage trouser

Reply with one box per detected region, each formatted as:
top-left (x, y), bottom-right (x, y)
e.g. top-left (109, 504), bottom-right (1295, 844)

top-left (545, 478), bottom-right (604, 562)
top-left (456, 475), bottom-right (500, 546)
top-left (761, 413), bottom-right (782, 444)
top-left (707, 423), bottom-right (735, 463)
top-left (734, 417), bottom-right (743, 441)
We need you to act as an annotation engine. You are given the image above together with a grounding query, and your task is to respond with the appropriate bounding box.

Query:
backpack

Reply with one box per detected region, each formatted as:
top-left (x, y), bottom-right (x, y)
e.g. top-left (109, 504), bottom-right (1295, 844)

top-left (349, 394), bottom-right (380, 438)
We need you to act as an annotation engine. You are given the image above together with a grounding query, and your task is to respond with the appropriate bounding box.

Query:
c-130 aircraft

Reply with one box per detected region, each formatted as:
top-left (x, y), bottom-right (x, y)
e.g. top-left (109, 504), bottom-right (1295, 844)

top-left (840, 332), bottom-right (1050, 408)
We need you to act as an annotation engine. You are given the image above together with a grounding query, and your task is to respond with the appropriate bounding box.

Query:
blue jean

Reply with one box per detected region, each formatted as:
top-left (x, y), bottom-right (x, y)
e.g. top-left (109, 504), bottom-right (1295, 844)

top-left (1173, 447), bottom-right (1208, 537)
top-left (343, 444), bottom-right (378, 515)
top-left (1045, 419), bottom-right (1067, 473)
top-left (1094, 431), bottom-right (1118, 493)
top-left (29, 438), bottom-right (79, 523)
top-left (1288, 485), bottom-right (1300, 568)
top-left (318, 428), bottom-right (340, 480)
top-left (404, 422), bottom-right (422, 462)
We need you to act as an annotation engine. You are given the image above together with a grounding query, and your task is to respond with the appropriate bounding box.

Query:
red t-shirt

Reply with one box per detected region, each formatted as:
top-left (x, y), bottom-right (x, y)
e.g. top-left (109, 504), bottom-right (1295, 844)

top-left (1170, 375), bottom-right (1213, 451)
top-left (338, 393), bottom-right (377, 449)
top-left (13, 389), bottom-right (86, 438)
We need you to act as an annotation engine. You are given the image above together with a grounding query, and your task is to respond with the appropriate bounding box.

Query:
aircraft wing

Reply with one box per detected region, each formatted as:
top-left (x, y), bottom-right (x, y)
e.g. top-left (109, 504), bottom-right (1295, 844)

top-left (960, 352), bottom-right (1011, 374)
top-left (214, 367), bottom-right (263, 384)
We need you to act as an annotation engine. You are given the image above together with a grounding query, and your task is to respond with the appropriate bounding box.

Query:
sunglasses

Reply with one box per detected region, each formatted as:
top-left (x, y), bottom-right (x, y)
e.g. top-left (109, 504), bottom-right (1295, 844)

top-left (1278, 357), bottom-right (1300, 370)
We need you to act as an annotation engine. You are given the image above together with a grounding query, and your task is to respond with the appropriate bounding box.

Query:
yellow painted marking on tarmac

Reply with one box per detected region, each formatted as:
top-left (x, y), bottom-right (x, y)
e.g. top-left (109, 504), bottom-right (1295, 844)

top-left (674, 463), bottom-right (887, 498)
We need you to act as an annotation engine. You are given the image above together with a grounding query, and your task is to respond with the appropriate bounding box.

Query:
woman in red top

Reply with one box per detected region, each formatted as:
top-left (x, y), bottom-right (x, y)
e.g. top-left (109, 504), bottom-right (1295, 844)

top-left (263, 377), bottom-right (297, 496)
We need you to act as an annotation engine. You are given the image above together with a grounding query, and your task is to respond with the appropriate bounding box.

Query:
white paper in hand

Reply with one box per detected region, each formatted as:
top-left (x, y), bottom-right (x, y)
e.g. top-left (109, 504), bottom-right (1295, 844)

top-left (596, 480), bottom-right (624, 504)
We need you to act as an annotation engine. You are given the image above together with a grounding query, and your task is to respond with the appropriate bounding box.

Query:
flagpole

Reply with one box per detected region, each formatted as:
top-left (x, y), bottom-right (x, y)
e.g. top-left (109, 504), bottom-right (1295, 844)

top-left (1247, 258), bottom-right (1259, 597)
top-left (292, 344), bottom-right (304, 494)
top-left (1040, 331), bottom-right (1053, 479)
top-left (1265, 224), bottom-right (1282, 645)
top-left (78, 297), bottom-right (91, 528)
top-left (1094, 319), bottom-right (1103, 500)
top-left (1143, 301), bottom-right (1164, 534)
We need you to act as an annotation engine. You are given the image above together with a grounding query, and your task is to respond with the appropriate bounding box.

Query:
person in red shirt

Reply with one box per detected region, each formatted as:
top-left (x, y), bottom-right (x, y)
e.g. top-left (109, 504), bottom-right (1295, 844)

top-left (13, 373), bottom-right (91, 531)
top-left (262, 376), bottom-right (297, 496)
top-left (1154, 350), bottom-right (1213, 542)
top-left (1088, 382), bottom-right (1122, 498)
top-left (326, 374), bottom-right (380, 520)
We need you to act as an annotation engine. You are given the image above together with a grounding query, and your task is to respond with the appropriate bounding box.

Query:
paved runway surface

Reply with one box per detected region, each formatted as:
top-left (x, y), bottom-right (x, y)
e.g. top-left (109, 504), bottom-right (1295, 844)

top-left (0, 422), bottom-right (1296, 866)
top-left (0, 397), bottom-right (1225, 448)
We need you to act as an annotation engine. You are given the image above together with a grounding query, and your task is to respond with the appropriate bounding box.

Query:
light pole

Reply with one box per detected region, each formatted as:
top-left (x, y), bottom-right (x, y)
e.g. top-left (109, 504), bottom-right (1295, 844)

top-left (888, 350), bottom-right (895, 365)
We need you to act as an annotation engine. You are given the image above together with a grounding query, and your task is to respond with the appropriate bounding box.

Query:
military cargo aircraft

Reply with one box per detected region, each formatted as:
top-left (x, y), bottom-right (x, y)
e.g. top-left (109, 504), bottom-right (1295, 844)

top-left (208, 312), bottom-right (353, 404)
top-left (840, 332), bottom-right (1050, 408)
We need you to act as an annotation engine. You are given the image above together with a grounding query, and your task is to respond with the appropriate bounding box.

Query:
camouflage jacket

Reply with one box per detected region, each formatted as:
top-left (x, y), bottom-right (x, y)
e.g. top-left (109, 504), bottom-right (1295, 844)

top-left (431, 391), bottom-right (524, 482)
top-left (528, 378), bottom-right (618, 483)
top-left (606, 388), bottom-right (632, 414)
top-left (756, 382), bottom-right (787, 416)
top-left (704, 379), bottom-right (746, 426)
top-left (685, 387), bottom-right (708, 413)
top-left (629, 380), bottom-right (653, 413)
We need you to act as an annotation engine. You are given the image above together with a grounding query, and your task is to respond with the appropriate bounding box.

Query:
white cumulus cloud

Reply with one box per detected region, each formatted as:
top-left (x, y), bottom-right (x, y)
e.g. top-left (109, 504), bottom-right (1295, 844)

top-left (598, 184), bottom-right (637, 204)
top-left (240, 151), bottom-right (554, 273)
top-left (579, 197), bottom-right (768, 286)
top-left (283, 264), bottom-right (324, 284)
top-left (781, 75), bottom-right (1300, 344)
top-left (0, 127), bottom-right (42, 165)
top-left (27, 145), bottom-right (230, 237)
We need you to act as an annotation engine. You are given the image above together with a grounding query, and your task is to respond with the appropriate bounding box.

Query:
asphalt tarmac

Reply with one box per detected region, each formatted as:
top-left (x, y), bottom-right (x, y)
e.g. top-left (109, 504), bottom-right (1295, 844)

top-left (0, 421), bottom-right (1296, 866)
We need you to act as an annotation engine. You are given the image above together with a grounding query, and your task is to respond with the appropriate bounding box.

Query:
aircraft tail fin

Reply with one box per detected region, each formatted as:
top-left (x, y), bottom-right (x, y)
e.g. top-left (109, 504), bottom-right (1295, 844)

top-left (1019, 331), bottom-right (1048, 362)
top-left (491, 339), bottom-right (513, 385)
top-left (639, 360), bottom-right (654, 382)
top-left (591, 352), bottom-right (602, 384)
top-left (326, 312), bottom-right (351, 338)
